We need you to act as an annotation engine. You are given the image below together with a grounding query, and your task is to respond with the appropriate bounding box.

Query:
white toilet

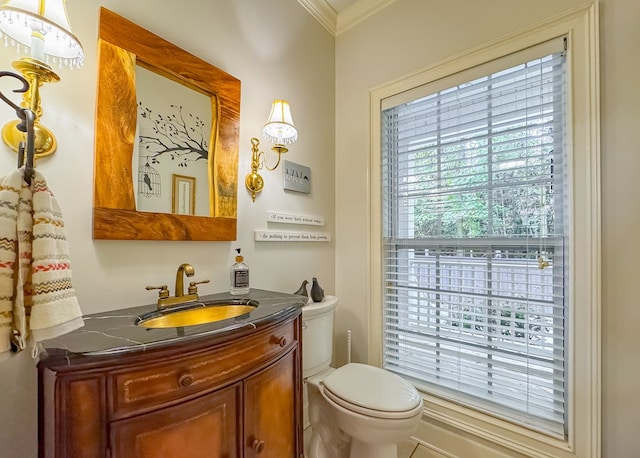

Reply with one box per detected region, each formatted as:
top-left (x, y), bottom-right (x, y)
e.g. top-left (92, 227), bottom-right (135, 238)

top-left (302, 296), bottom-right (423, 458)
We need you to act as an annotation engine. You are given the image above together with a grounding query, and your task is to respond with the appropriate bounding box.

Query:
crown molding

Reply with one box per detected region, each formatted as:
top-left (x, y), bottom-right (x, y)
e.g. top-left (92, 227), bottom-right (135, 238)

top-left (298, 0), bottom-right (396, 36)
top-left (297, 0), bottom-right (338, 36)
top-left (336, 0), bottom-right (396, 35)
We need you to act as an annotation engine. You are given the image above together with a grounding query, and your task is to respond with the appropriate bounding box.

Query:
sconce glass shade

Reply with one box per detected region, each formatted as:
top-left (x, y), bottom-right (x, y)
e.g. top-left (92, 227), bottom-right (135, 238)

top-left (0, 0), bottom-right (84, 68)
top-left (262, 99), bottom-right (297, 145)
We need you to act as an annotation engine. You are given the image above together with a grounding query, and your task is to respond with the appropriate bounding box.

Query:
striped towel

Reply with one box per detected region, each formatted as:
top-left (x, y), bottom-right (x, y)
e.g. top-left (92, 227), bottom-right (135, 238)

top-left (0, 167), bottom-right (83, 360)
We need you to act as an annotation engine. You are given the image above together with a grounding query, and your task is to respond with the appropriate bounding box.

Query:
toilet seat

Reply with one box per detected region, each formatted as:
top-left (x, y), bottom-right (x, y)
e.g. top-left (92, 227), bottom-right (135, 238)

top-left (321, 363), bottom-right (422, 420)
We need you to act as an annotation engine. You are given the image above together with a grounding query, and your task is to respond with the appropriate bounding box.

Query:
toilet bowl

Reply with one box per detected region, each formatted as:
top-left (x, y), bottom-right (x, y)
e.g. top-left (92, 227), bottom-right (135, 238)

top-left (319, 363), bottom-right (423, 458)
top-left (306, 368), bottom-right (351, 458)
top-left (302, 297), bottom-right (423, 458)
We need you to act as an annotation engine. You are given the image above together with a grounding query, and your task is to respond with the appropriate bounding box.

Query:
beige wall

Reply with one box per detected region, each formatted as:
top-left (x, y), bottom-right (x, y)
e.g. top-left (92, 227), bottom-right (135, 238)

top-left (334, 0), bottom-right (639, 456)
top-left (0, 1), bottom-right (335, 456)
top-left (1, 0), bottom-right (637, 455)
top-left (599, 0), bottom-right (640, 455)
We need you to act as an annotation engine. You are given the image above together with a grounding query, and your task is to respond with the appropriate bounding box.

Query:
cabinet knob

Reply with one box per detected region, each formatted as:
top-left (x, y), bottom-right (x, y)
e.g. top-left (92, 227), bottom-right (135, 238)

top-left (178, 373), bottom-right (194, 387)
top-left (252, 439), bottom-right (265, 453)
top-left (278, 336), bottom-right (287, 347)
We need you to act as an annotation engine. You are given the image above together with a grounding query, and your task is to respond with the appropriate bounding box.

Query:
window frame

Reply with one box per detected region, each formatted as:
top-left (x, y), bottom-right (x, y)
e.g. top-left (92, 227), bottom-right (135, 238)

top-left (381, 41), bottom-right (569, 437)
top-left (368, 4), bottom-right (600, 457)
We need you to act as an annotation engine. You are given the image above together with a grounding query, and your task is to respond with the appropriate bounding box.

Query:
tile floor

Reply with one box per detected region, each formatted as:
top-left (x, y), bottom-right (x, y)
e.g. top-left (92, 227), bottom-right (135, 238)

top-left (305, 422), bottom-right (446, 458)
top-left (398, 439), bottom-right (420, 458)
top-left (398, 439), bottom-right (446, 458)
top-left (304, 435), bottom-right (445, 458)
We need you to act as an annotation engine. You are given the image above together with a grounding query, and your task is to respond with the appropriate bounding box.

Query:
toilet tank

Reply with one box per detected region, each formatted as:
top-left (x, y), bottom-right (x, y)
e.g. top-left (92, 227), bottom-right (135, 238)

top-left (302, 295), bottom-right (337, 378)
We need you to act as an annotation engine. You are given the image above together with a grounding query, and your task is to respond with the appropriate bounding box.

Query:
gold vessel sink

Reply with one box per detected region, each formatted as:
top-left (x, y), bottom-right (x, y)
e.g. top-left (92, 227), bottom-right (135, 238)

top-left (136, 299), bottom-right (259, 329)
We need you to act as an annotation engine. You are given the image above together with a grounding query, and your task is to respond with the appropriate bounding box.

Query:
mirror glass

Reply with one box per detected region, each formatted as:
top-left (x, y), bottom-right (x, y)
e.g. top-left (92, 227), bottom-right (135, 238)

top-left (93, 8), bottom-right (240, 241)
top-left (134, 66), bottom-right (211, 217)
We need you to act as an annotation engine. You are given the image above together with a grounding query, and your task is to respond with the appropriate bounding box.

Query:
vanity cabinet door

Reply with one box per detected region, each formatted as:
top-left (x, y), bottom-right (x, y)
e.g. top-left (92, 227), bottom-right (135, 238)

top-left (109, 383), bottom-right (241, 458)
top-left (244, 348), bottom-right (299, 458)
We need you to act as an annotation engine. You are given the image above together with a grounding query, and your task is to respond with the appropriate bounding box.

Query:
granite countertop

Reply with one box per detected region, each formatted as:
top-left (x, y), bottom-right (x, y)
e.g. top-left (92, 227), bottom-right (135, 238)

top-left (39, 289), bottom-right (306, 357)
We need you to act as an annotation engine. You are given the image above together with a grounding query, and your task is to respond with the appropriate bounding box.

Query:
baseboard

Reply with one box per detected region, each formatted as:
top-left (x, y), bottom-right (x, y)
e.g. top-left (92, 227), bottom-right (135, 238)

top-left (412, 417), bottom-right (529, 458)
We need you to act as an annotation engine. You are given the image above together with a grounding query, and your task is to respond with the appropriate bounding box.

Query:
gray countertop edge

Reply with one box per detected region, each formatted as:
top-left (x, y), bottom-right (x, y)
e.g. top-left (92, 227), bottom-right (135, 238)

top-left (38, 289), bottom-right (307, 358)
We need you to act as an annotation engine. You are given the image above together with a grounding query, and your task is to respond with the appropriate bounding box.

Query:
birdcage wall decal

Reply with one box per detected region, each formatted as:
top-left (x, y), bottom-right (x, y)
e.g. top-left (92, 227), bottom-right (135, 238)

top-left (138, 158), bottom-right (162, 198)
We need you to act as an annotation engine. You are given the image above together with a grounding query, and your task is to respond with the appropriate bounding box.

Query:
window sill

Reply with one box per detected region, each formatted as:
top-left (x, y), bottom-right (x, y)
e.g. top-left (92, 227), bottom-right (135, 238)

top-left (416, 394), bottom-right (576, 458)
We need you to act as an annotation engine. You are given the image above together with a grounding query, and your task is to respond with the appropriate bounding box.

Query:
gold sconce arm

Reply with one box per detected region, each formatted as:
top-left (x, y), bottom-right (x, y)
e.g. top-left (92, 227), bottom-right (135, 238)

top-left (245, 137), bottom-right (265, 203)
top-left (245, 137), bottom-right (289, 202)
top-left (2, 58), bottom-right (60, 158)
top-left (263, 144), bottom-right (288, 171)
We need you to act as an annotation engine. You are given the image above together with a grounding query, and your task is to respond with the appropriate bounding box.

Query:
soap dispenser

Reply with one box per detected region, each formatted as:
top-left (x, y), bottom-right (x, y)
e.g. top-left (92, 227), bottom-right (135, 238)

top-left (230, 248), bottom-right (250, 295)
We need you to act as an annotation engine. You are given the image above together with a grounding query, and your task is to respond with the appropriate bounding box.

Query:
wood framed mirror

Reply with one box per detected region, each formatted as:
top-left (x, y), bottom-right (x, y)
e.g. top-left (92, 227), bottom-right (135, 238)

top-left (93, 8), bottom-right (240, 240)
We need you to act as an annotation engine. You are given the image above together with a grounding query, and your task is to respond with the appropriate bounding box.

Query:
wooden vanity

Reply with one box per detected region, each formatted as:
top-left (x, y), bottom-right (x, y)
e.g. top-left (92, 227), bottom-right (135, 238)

top-left (37, 291), bottom-right (304, 458)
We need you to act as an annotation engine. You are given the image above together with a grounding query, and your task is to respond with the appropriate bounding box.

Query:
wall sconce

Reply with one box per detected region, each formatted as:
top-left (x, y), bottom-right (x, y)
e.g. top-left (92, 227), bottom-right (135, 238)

top-left (0, 0), bottom-right (84, 158)
top-left (245, 99), bottom-right (297, 202)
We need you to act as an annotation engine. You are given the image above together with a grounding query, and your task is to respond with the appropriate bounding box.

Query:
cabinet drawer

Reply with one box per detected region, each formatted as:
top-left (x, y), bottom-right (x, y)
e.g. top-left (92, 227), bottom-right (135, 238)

top-left (110, 319), bottom-right (295, 419)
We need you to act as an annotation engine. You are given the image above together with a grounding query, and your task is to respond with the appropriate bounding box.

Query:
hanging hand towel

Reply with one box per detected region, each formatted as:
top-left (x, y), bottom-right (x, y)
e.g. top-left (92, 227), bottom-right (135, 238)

top-left (0, 167), bottom-right (83, 361)
top-left (27, 169), bottom-right (83, 344)
top-left (0, 169), bottom-right (23, 360)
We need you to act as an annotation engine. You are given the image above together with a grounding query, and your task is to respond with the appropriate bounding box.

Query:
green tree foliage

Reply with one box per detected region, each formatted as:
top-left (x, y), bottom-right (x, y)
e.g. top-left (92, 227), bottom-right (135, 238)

top-left (412, 127), bottom-right (555, 242)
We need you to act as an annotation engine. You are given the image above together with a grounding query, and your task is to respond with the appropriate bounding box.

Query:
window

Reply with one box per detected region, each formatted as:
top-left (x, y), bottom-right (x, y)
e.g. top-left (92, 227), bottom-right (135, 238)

top-left (370, 7), bottom-right (599, 456)
top-left (380, 39), bottom-right (568, 438)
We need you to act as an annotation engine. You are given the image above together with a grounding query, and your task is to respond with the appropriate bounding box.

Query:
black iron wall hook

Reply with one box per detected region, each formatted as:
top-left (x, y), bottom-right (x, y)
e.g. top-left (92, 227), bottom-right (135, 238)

top-left (0, 71), bottom-right (28, 111)
top-left (0, 71), bottom-right (36, 184)
top-left (17, 109), bottom-right (35, 185)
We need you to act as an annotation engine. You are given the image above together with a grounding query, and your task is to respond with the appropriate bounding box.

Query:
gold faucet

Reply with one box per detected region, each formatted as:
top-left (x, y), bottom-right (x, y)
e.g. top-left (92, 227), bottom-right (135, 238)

top-left (175, 263), bottom-right (194, 297)
top-left (146, 263), bottom-right (210, 310)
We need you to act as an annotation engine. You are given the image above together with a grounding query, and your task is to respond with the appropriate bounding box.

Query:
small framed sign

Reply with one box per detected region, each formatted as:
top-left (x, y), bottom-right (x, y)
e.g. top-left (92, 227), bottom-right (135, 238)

top-left (283, 160), bottom-right (311, 194)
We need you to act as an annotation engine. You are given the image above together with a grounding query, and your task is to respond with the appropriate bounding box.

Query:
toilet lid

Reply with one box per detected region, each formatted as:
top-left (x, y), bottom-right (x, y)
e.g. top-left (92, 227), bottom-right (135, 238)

top-left (321, 363), bottom-right (422, 419)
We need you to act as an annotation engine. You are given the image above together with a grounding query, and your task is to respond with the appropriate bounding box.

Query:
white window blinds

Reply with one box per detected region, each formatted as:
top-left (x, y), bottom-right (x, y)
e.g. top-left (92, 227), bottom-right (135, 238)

top-left (380, 38), bottom-right (568, 437)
